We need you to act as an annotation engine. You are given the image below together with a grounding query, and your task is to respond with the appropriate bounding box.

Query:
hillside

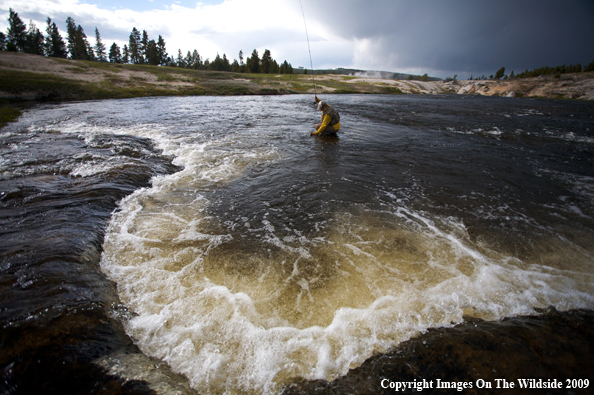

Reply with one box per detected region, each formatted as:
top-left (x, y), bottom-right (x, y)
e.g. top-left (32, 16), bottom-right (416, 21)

top-left (1, 52), bottom-right (593, 103)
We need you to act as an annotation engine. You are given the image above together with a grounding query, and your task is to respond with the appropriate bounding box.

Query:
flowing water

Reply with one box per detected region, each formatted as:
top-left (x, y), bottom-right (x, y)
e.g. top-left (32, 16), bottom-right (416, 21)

top-left (1, 94), bottom-right (594, 394)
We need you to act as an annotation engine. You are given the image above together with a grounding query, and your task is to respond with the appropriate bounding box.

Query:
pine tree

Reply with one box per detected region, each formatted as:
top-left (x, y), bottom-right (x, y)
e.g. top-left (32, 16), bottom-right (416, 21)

top-left (146, 40), bottom-right (159, 65)
top-left (495, 67), bottom-right (505, 80)
top-left (65, 17), bottom-right (91, 60)
top-left (94, 27), bottom-right (107, 61)
top-left (45, 18), bottom-right (67, 58)
top-left (128, 27), bottom-right (141, 64)
top-left (279, 60), bottom-right (293, 74)
top-left (122, 45), bottom-right (130, 64)
top-left (77, 25), bottom-right (92, 60)
top-left (156, 35), bottom-right (167, 65)
top-left (0, 33), bottom-right (6, 51)
top-left (247, 49), bottom-right (260, 73)
top-left (140, 30), bottom-right (149, 64)
top-left (176, 49), bottom-right (184, 67)
top-left (210, 53), bottom-right (222, 70)
top-left (192, 50), bottom-right (204, 70)
top-left (65, 17), bottom-right (77, 57)
top-left (184, 51), bottom-right (192, 68)
top-left (109, 42), bottom-right (122, 63)
top-left (222, 54), bottom-right (231, 71)
top-left (260, 49), bottom-right (272, 74)
top-left (25, 20), bottom-right (45, 55)
top-left (238, 50), bottom-right (245, 72)
top-left (231, 59), bottom-right (240, 72)
top-left (7, 8), bottom-right (27, 52)
top-left (271, 59), bottom-right (279, 74)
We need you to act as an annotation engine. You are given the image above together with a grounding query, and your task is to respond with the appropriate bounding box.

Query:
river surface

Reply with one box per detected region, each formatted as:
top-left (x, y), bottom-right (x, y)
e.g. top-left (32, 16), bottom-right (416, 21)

top-left (1, 94), bottom-right (594, 394)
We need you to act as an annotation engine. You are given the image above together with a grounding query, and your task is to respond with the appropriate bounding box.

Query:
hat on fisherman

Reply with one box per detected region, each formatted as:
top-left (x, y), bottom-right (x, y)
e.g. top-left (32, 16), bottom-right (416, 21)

top-left (317, 101), bottom-right (327, 111)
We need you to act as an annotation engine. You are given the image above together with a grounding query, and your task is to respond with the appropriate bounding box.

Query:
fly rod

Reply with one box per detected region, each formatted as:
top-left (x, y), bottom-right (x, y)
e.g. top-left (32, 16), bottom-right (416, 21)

top-left (298, 0), bottom-right (318, 101)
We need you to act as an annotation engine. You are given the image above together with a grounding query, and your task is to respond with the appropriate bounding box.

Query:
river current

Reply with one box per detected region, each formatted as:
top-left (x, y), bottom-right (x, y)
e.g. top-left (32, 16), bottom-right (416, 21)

top-left (1, 94), bottom-right (594, 394)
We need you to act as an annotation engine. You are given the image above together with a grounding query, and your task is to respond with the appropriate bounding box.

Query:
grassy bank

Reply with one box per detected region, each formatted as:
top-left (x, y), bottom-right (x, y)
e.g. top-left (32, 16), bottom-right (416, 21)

top-left (0, 53), bottom-right (409, 104)
top-left (0, 107), bottom-right (22, 127)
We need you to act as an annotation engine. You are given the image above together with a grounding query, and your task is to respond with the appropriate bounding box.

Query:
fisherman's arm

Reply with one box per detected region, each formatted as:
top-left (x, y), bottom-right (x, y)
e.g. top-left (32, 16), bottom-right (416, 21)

top-left (313, 114), bottom-right (331, 135)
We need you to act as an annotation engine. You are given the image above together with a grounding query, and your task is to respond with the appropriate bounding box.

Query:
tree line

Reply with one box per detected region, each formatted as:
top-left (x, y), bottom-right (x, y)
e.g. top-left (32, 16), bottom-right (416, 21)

top-left (512, 62), bottom-right (594, 79)
top-left (467, 62), bottom-right (594, 81)
top-left (0, 8), bottom-right (294, 74)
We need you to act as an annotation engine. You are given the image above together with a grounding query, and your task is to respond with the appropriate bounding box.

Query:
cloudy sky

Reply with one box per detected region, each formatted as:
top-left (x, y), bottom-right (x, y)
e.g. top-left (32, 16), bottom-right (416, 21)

top-left (1, 0), bottom-right (593, 79)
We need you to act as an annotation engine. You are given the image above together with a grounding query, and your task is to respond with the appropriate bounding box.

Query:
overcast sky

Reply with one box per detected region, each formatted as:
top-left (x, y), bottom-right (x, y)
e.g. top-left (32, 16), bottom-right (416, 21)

top-left (1, 0), bottom-right (593, 79)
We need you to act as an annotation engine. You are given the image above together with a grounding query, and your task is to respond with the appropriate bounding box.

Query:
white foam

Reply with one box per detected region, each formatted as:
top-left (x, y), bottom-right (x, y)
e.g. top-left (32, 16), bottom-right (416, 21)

top-left (47, 102), bottom-right (588, 394)
top-left (101, 185), bottom-right (594, 394)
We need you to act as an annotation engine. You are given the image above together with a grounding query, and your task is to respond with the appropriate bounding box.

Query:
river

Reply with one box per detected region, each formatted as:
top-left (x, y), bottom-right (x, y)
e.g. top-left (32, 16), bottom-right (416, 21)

top-left (1, 94), bottom-right (594, 394)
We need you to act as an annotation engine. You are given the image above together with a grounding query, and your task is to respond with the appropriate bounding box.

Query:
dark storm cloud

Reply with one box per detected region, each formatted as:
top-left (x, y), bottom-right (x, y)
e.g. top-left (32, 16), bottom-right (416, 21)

top-left (303, 0), bottom-right (594, 77)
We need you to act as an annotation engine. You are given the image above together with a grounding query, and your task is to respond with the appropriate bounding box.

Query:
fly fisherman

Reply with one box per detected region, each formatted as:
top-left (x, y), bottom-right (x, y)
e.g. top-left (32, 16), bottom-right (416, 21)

top-left (311, 96), bottom-right (341, 136)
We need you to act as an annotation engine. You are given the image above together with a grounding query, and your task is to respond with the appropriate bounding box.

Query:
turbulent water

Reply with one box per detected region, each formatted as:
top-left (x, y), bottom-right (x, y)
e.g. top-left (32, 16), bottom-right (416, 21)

top-left (1, 94), bottom-right (594, 394)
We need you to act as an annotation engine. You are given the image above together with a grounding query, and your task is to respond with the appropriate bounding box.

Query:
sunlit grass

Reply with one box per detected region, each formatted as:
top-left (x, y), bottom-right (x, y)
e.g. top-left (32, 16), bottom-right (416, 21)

top-left (0, 56), bottom-right (409, 103)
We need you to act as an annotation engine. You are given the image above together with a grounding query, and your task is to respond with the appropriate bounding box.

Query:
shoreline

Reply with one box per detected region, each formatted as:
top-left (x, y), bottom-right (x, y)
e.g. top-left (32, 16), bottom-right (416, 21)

top-left (2, 52), bottom-right (594, 105)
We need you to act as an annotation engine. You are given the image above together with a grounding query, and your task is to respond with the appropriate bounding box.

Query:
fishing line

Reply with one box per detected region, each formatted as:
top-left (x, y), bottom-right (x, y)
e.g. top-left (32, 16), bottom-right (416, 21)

top-left (298, 0), bottom-right (317, 97)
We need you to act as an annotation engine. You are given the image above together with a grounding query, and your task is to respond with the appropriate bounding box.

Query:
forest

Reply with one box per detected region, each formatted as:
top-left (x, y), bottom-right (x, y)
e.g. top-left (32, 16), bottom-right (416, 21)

top-left (0, 8), bottom-right (294, 74)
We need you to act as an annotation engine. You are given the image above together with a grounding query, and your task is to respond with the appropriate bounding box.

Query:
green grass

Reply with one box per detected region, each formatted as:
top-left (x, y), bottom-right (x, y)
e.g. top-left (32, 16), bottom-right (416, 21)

top-left (380, 86), bottom-right (404, 94)
top-left (0, 55), bottom-right (415, 103)
top-left (0, 107), bottom-right (22, 128)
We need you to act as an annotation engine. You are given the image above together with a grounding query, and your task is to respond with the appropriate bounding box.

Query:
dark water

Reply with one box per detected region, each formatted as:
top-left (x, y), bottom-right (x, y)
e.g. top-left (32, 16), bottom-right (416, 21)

top-left (1, 94), bottom-right (593, 394)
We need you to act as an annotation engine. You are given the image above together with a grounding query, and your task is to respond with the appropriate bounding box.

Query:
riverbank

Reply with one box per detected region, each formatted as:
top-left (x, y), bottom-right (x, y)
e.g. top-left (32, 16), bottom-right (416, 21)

top-left (2, 52), bottom-right (593, 104)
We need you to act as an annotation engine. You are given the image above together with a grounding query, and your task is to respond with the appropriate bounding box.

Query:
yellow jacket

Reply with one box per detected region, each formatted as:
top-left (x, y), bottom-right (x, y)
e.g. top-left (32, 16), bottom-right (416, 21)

top-left (313, 104), bottom-right (341, 135)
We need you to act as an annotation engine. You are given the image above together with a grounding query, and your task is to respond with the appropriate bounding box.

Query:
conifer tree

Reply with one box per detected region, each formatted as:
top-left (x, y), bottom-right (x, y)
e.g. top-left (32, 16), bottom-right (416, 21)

top-left (94, 27), bottom-right (107, 61)
top-left (210, 53), bottom-right (222, 70)
top-left (45, 18), bottom-right (67, 58)
top-left (109, 42), bottom-right (122, 63)
top-left (78, 25), bottom-right (93, 60)
top-left (65, 17), bottom-right (77, 57)
top-left (238, 50), bottom-right (245, 72)
top-left (146, 39), bottom-right (159, 65)
top-left (7, 8), bottom-right (27, 52)
top-left (279, 60), bottom-right (289, 74)
top-left (122, 44), bottom-right (130, 64)
top-left (272, 59), bottom-right (279, 73)
top-left (184, 50), bottom-right (192, 68)
top-left (128, 27), bottom-right (141, 64)
top-left (0, 33), bottom-right (6, 51)
top-left (25, 20), bottom-right (45, 55)
top-left (140, 30), bottom-right (149, 64)
top-left (260, 49), bottom-right (272, 74)
top-left (176, 49), bottom-right (184, 67)
top-left (247, 49), bottom-right (260, 73)
top-left (222, 54), bottom-right (231, 71)
top-left (193, 50), bottom-right (202, 69)
top-left (156, 35), bottom-right (167, 65)
top-left (65, 17), bottom-right (91, 60)
top-left (495, 67), bottom-right (505, 79)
